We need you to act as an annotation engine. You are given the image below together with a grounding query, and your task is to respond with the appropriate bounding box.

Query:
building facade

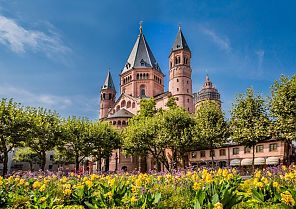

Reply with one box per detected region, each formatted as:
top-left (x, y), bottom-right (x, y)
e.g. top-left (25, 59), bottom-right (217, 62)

top-left (97, 25), bottom-right (293, 172)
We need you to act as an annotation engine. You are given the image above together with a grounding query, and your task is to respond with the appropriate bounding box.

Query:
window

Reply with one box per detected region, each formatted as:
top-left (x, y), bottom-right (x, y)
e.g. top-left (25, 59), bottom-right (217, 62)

top-left (140, 89), bottom-right (145, 97)
top-left (244, 147), bottom-right (251, 153)
top-left (177, 79), bottom-right (179, 82)
top-left (191, 152), bottom-right (197, 158)
top-left (117, 121), bottom-right (121, 126)
top-left (200, 150), bottom-right (205, 158)
top-left (187, 99), bottom-right (190, 103)
top-left (256, 145), bottom-right (264, 153)
top-left (233, 148), bottom-right (239, 155)
top-left (210, 150), bottom-right (215, 157)
top-left (176, 97), bottom-right (179, 101)
top-left (127, 101), bottom-right (131, 108)
top-left (177, 88), bottom-right (179, 91)
top-left (187, 89), bottom-right (189, 93)
top-left (48, 165), bottom-right (53, 170)
top-left (269, 143), bottom-right (278, 152)
top-left (109, 93), bottom-right (112, 100)
top-left (49, 155), bottom-right (54, 161)
top-left (219, 149), bottom-right (226, 156)
top-left (132, 102), bottom-right (136, 108)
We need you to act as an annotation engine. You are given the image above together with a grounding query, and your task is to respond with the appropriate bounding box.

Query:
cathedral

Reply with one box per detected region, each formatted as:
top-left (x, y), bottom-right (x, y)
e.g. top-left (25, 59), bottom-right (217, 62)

top-left (98, 24), bottom-right (221, 171)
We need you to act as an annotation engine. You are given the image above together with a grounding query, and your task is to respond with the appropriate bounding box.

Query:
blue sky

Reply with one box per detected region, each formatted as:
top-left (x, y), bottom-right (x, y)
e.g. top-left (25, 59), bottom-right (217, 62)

top-left (0, 0), bottom-right (295, 119)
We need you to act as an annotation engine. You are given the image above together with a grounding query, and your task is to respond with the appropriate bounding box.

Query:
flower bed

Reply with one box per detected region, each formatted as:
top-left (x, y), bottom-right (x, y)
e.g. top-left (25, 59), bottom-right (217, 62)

top-left (0, 166), bottom-right (296, 208)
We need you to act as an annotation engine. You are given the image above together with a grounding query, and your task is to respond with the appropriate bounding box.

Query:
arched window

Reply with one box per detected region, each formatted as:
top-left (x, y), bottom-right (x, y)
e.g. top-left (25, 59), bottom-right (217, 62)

top-left (127, 101), bottom-right (131, 108)
top-left (132, 102), bottom-right (135, 108)
top-left (116, 105), bottom-right (120, 111)
top-left (118, 121), bottom-right (121, 126)
top-left (121, 100), bottom-right (126, 107)
top-left (137, 74), bottom-right (139, 80)
top-left (109, 93), bottom-right (112, 100)
top-left (140, 85), bottom-right (146, 97)
top-left (175, 57), bottom-right (178, 64)
top-left (113, 121), bottom-right (116, 125)
top-left (122, 121), bottom-right (126, 126)
top-left (146, 73), bottom-right (149, 79)
top-left (140, 73), bottom-right (143, 80)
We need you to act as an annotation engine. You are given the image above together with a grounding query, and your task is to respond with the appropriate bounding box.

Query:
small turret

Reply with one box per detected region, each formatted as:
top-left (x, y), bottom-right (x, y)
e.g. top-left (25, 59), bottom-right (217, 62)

top-left (99, 71), bottom-right (116, 119)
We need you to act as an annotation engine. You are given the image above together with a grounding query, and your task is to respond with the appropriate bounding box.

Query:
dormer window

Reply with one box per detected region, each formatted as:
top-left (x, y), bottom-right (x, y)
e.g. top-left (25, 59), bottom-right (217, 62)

top-left (140, 59), bottom-right (145, 66)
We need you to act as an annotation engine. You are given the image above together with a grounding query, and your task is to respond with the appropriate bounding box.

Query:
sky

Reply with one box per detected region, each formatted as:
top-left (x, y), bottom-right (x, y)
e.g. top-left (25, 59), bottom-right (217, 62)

top-left (0, 0), bottom-right (295, 120)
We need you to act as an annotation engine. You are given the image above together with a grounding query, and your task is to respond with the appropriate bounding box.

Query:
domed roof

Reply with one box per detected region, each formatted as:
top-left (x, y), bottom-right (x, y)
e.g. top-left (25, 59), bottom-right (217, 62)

top-left (197, 75), bottom-right (220, 103)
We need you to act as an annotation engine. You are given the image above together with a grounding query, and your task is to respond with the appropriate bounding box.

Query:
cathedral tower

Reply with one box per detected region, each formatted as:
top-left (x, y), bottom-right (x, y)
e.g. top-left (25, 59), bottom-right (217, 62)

top-left (195, 74), bottom-right (221, 110)
top-left (120, 24), bottom-right (164, 98)
top-left (99, 71), bottom-right (116, 119)
top-left (168, 26), bottom-right (194, 113)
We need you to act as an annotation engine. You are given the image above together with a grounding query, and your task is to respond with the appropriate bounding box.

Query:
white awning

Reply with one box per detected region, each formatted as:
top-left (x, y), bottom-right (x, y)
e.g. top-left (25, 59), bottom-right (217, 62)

top-left (254, 158), bottom-right (265, 165)
top-left (230, 159), bottom-right (240, 166)
top-left (266, 157), bottom-right (280, 165)
top-left (241, 158), bottom-right (252, 166)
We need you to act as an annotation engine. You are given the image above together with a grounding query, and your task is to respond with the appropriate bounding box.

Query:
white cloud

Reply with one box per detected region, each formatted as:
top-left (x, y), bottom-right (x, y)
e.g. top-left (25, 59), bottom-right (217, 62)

top-left (201, 27), bottom-right (231, 52)
top-left (0, 85), bottom-right (72, 109)
top-left (0, 15), bottom-right (70, 57)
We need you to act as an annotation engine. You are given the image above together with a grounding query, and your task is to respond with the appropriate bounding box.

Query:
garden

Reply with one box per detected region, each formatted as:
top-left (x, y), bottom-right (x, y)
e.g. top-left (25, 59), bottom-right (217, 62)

top-left (1, 166), bottom-right (296, 209)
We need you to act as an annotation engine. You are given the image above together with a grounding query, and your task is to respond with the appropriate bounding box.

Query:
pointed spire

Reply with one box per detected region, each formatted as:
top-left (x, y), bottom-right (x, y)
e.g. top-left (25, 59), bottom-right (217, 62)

top-left (204, 74), bottom-right (213, 88)
top-left (121, 23), bottom-right (162, 74)
top-left (101, 70), bottom-right (116, 92)
top-left (171, 26), bottom-right (190, 52)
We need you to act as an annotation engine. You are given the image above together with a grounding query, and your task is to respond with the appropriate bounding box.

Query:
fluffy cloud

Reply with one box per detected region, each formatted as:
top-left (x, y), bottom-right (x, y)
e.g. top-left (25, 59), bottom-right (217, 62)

top-left (0, 15), bottom-right (70, 57)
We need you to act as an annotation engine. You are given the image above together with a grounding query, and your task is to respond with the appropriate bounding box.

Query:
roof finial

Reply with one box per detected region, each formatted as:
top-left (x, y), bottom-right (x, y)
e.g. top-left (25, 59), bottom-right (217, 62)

top-left (139, 20), bottom-right (143, 34)
top-left (178, 24), bottom-right (182, 31)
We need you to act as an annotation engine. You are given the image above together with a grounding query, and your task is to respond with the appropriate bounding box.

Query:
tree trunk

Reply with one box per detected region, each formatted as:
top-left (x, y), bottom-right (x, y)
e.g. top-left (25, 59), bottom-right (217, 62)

top-left (97, 157), bottom-right (102, 173)
top-left (211, 148), bottom-right (214, 168)
top-left (29, 162), bottom-right (33, 172)
top-left (252, 144), bottom-right (255, 173)
top-left (2, 150), bottom-right (8, 177)
top-left (75, 156), bottom-right (79, 173)
top-left (138, 156), bottom-right (142, 172)
top-left (285, 139), bottom-right (291, 165)
top-left (157, 160), bottom-right (161, 172)
top-left (105, 157), bottom-right (109, 172)
top-left (41, 152), bottom-right (46, 171)
top-left (172, 150), bottom-right (178, 170)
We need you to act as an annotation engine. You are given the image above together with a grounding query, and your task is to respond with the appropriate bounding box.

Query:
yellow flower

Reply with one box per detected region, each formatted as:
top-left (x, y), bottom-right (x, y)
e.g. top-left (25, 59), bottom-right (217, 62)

top-left (39, 184), bottom-right (46, 192)
top-left (19, 179), bottom-right (25, 186)
top-left (85, 180), bottom-right (93, 188)
top-left (281, 191), bottom-right (295, 206)
top-left (130, 195), bottom-right (137, 203)
top-left (273, 181), bottom-right (279, 189)
top-left (254, 171), bottom-right (261, 178)
top-left (256, 182), bottom-right (264, 188)
top-left (63, 183), bottom-right (71, 189)
top-left (70, 172), bottom-right (75, 177)
top-left (106, 191), bottom-right (113, 200)
top-left (39, 197), bottom-right (46, 203)
top-left (193, 182), bottom-right (201, 191)
top-left (60, 176), bottom-right (67, 183)
top-left (63, 188), bottom-right (72, 196)
top-left (213, 202), bottom-right (223, 209)
top-left (222, 169), bottom-right (228, 178)
top-left (282, 165), bottom-right (287, 171)
top-left (33, 181), bottom-right (42, 189)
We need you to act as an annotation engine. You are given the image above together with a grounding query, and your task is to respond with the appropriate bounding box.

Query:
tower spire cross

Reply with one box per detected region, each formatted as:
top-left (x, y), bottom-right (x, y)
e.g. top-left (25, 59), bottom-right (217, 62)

top-left (139, 21), bottom-right (143, 34)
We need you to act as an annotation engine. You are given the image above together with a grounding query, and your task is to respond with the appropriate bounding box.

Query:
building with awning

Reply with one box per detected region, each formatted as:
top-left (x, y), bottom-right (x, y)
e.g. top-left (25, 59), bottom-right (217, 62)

top-left (254, 158), bottom-right (266, 165)
top-left (241, 158), bottom-right (252, 166)
top-left (230, 159), bottom-right (240, 166)
top-left (266, 157), bottom-right (280, 165)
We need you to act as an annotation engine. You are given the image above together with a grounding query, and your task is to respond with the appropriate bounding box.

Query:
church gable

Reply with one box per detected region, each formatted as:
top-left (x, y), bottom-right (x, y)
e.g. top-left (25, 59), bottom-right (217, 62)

top-left (107, 93), bottom-right (140, 117)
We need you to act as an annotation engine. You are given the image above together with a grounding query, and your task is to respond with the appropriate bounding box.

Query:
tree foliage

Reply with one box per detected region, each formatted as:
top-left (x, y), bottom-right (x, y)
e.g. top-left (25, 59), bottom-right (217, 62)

top-left (194, 101), bottom-right (228, 166)
top-left (270, 75), bottom-right (296, 142)
top-left (0, 98), bottom-right (29, 176)
top-left (13, 147), bottom-right (41, 171)
top-left (230, 88), bottom-right (270, 170)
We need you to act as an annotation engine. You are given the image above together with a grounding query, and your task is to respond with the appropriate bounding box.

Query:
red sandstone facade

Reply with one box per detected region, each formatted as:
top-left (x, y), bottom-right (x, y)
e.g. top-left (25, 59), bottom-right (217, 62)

top-left (98, 25), bottom-right (293, 172)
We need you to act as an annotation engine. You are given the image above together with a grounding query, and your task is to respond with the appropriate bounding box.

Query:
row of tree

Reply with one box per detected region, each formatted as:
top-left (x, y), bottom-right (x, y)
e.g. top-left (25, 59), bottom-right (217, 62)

top-left (123, 75), bottom-right (295, 171)
top-left (0, 102), bottom-right (120, 176)
top-left (0, 75), bottom-right (295, 175)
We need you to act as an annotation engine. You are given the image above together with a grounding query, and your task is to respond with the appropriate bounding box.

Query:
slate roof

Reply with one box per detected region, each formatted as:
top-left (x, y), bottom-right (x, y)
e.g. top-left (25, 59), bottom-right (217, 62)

top-left (121, 27), bottom-right (162, 74)
top-left (101, 71), bottom-right (116, 92)
top-left (171, 26), bottom-right (190, 53)
top-left (107, 108), bottom-right (134, 119)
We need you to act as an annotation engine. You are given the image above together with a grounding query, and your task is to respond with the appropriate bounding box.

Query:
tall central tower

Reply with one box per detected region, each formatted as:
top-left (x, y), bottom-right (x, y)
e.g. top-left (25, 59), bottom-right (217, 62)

top-left (120, 24), bottom-right (164, 98)
top-left (169, 26), bottom-right (194, 113)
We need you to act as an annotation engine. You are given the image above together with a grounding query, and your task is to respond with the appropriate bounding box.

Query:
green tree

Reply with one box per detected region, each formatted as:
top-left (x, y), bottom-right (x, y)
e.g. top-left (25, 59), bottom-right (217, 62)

top-left (194, 101), bottom-right (228, 167)
top-left (25, 107), bottom-right (62, 171)
top-left (159, 107), bottom-right (196, 170)
top-left (230, 88), bottom-right (270, 171)
top-left (58, 117), bottom-right (93, 173)
top-left (165, 96), bottom-right (177, 109)
top-left (89, 121), bottom-right (121, 172)
top-left (0, 98), bottom-right (29, 176)
top-left (270, 75), bottom-right (296, 163)
top-left (123, 115), bottom-right (169, 171)
top-left (13, 147), bottom-right (41, 171)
